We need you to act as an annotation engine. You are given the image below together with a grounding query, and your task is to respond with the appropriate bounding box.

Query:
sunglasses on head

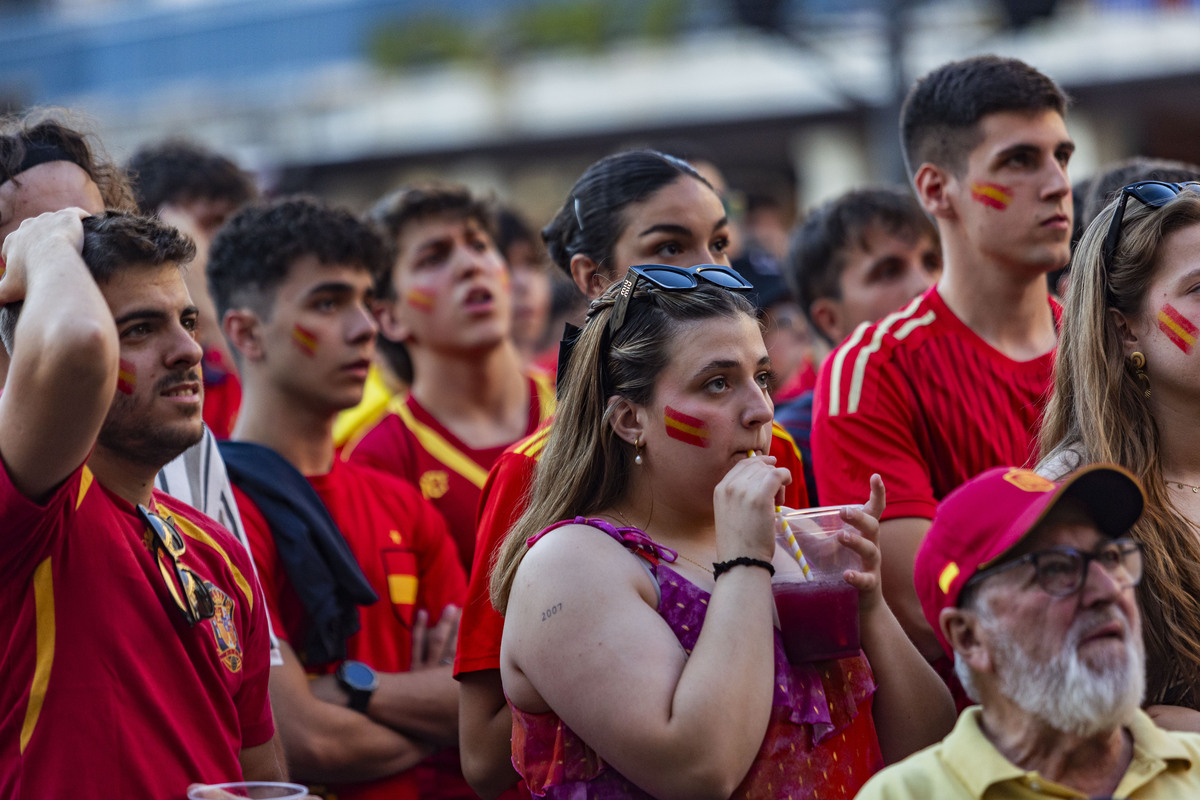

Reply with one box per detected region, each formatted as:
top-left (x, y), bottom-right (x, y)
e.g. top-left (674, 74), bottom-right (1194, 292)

top-left (608, 264), bottom-right (753, 336)
top-left (138, 504), bottom-right (216, 627)
top-left (1103, 181), bottom-right (1200, 273)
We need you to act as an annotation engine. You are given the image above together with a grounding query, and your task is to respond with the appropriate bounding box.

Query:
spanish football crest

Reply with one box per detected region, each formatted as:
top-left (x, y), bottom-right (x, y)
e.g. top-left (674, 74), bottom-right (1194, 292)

top-left (419, 470), bottom-right (450, 500)
top-left (206, 584), bottom-right (242, 673)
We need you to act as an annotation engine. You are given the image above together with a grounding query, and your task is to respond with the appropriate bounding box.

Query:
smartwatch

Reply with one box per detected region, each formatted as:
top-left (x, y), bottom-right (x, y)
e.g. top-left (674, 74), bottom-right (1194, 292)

top-left (335, 660), bottom-right (378, 713)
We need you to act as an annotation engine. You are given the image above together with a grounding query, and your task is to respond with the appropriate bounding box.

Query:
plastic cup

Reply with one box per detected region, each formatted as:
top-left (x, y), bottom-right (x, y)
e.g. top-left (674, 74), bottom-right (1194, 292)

top-left (187, 782), bottom-right (309, 800)
top-left (773, 506), bottom-right (862, 663)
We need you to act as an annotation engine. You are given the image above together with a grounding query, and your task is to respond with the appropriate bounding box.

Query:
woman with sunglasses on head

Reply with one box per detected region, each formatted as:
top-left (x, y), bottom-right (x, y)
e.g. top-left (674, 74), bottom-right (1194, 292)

top-left (486, 273), bottom-right (953, 799)
top-left (1039, 180), bottom-right (1200, 732)
top-left (457, 150), bottom-right (813, 799)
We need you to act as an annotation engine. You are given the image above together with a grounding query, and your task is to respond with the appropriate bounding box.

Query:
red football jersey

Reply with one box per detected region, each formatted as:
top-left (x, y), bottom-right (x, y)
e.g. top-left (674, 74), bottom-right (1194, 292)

top-left (201, 346), bottom-right (242, 440)
top-left (0, 462), bottom-right (274, 799)
top-left (341, 375), bottom-right (555, 573)
top-left (813, 286), bottom-right (1059, 520)
top-left (235, 458), bottom-right (466, 800)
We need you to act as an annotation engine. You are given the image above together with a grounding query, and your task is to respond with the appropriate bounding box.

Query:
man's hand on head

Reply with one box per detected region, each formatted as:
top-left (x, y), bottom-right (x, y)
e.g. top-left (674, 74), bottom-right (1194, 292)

top-left (0, 207), bottom-right (89, 306)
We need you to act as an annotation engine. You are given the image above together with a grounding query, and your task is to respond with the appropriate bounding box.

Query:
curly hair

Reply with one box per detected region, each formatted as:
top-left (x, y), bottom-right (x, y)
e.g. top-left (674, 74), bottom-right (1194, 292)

top-left (127, 138), bottom-right (256, 214)
top-left (207, 195), bottom-right (388, 321)
top-left (0, 108), bottom-right (135, 211)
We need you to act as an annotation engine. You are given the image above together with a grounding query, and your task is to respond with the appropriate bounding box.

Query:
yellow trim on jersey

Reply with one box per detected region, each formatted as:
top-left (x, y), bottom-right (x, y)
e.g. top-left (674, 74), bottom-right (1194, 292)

top-left (530, 371), bottom-right (557, 422)
top-left (21, 558), bottom-right (55, 753)
top-left (75, 467), bottom-right (94, 510)
top-left (170, 513), bottom-right (254, 612)
top-left (333, 365), bottom-right (398, 448)
top-left (515, 426), bottom-right (552, 458)
top-left (393, 401), bottom-right (490, 489)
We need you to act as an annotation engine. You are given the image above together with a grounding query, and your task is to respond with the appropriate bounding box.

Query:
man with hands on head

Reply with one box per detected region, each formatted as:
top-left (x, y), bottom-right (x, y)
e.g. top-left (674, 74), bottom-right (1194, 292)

top-left (0, 209), bottom-right (282, 798)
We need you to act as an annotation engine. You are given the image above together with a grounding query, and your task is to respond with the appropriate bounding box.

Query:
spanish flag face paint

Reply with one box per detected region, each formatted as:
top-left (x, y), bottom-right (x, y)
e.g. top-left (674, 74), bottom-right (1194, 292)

top-left (1157, 303), bottom-right (1198, 354)
top-left (116, 358), bottom-right (136, 395)
top-left (406, 288), bottom-right (435, 313)
top-left (291, 324), bottom-right (319, 357)
top-left (664, 406), bottom-right (710, 448)
top-left (970, 182), bottom-right (1013, 211)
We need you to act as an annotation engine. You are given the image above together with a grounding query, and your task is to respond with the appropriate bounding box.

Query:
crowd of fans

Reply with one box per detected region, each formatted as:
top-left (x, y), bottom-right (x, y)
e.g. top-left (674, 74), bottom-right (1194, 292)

top-left (4, 52), bottom-right (1200, 799)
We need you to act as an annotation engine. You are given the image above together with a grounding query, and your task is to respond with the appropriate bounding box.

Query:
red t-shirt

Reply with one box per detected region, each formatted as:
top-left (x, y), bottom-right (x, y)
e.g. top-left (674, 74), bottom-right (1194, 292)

top-left (202, 346), bottom-right (242, 440)
top-left (234, 459), bottom-right (467, 800)
top-left (812, 286), bottom-right (1059, 519)
top-left (0, 462), bottom-right (275, 799)
top-left (455, 420), bottom-right (809, 677)
top-left (341, 375), bottom-right (556, 574)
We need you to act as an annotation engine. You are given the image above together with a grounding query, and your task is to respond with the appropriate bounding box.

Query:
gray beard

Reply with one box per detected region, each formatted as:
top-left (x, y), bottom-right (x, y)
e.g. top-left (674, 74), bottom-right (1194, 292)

top-left (988, 609), bottom-right (1146, 737)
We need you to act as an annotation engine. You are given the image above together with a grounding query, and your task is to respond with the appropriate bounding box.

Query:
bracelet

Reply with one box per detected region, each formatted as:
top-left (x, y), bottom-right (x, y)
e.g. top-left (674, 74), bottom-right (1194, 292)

top-left (712, 557), bottom-right (776, 579)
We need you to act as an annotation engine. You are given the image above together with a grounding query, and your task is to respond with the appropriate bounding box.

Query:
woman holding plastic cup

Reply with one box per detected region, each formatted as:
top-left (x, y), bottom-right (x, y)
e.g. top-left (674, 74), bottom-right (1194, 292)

top-left (489, 270), bottom-right (953, 799)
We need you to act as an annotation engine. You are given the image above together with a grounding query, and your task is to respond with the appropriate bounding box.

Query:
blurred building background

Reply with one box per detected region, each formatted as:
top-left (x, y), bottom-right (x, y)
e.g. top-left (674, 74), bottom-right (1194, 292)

top-left (2, 0), bottom-right (1198, 223)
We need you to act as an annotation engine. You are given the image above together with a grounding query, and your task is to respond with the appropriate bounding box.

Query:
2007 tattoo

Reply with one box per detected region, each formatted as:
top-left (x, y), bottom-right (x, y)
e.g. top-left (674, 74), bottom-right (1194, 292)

top-left (541, 603), bottom-right (563, 622)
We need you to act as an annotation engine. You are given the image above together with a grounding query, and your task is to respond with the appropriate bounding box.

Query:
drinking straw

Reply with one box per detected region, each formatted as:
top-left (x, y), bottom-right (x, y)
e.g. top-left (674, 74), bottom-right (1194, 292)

top-left (777, 506), bottom-right (812, 580)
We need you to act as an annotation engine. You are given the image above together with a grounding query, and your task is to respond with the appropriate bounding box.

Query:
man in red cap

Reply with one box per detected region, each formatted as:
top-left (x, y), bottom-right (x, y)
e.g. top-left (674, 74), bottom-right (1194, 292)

top-left (858, 464), bottom-right (1200, 798)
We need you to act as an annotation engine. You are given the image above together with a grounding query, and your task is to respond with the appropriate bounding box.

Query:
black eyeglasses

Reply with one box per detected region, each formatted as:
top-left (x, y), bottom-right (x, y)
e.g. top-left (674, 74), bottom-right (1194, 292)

top-left (608, 264), bottom-right (752, 335)
top-left (138, 504), bottom-right (216, 626)
top-left (966, 538), bottom-right (1143, 599)
top-left (1103, 181), bottom-right (1200, 272)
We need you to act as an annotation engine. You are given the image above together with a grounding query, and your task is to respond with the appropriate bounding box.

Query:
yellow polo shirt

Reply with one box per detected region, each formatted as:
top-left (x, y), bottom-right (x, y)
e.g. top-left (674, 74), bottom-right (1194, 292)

top-left (856, 707), bottom-right (1200, 799)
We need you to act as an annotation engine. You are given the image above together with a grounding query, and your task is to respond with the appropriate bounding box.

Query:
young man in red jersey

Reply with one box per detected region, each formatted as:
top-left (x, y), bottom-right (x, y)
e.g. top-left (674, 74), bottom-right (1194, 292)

top-left (208, 197), bottom-right (467, 800)
top-left (341, 184), bottom-right (556, 576)
top-left (812, 56), bottom-right (1072, 688)
top-left (0, 209), bottom-right (282, 797)
top-left (775, 185), bottom-right (942, 503)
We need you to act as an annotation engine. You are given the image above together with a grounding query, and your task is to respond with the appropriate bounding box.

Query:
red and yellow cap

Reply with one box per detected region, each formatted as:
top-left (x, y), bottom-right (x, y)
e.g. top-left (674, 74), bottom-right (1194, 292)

top-left (914, 464), bottom-right (1145, 658)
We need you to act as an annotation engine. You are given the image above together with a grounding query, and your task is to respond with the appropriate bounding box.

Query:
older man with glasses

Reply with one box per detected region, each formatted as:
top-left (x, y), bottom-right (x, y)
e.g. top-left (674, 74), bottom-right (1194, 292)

top-left (856, 464), bottom-right (1200, 799)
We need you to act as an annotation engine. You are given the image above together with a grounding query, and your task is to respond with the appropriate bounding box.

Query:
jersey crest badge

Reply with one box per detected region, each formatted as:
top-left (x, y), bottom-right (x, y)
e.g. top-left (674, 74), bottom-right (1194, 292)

top-left (419, 470), bottom-right (450, 500)
top-left (207, 584), bottom-right (243, 673)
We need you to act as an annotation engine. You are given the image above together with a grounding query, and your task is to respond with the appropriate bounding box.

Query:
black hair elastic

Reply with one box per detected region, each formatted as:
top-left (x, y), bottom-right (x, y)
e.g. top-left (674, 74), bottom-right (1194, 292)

top-left (712, 557), bottom-right (775, 579)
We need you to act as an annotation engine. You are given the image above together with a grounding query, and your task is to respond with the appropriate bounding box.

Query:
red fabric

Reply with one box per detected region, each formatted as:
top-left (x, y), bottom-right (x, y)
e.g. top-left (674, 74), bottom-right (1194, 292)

top-left (812, 287), bottom-right (1060, 520)
top-left (201, 347), bottom-right (242, 440)
top-left (774, 359), bottom-right (817, 404)
top-left (342, 376), bottom-right (553, 574)
top-left (455, 422), bottom-right (809, 678)
top-left (0, 462), bottom-right (274, 799)
top-left (235, 459), bottom-right (467, 800)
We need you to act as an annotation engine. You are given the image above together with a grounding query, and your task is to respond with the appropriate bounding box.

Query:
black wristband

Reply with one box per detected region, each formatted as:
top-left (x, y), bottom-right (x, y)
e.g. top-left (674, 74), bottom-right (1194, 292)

top-left (712, 557), bottom-right (775, 579)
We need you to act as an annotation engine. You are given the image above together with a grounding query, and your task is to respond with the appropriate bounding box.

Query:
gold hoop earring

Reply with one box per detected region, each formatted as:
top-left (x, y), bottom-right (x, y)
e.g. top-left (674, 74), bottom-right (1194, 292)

top-left (1130, 351), bottom-right (1151, 399)
top-left (634, 435), bottom-right (644, 466)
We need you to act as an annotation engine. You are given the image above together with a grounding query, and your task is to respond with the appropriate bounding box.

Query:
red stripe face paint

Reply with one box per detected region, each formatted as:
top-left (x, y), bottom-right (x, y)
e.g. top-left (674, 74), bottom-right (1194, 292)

top-left (292, 324), bottom-right (319, 357)
top-left (1157, 303), bottom-right (1198, 354)
top-left (664, 406), bottom-right (710, 448)
top-left (970, 182), bottom-right (1013, 211)
top-left (116, 359), bottom-right (136, 395)
top-left (407, 288), bottom-right (435, 312)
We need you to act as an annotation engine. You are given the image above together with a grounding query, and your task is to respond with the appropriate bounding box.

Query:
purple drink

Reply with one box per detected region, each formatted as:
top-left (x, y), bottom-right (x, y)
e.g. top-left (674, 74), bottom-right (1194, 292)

top-left (773, 580), bottom-right (860, 663)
